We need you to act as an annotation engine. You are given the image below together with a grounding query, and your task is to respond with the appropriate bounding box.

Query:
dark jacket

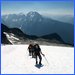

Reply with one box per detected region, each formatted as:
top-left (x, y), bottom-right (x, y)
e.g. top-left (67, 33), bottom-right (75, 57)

top-left (34, 45), bottom-right (41, 55)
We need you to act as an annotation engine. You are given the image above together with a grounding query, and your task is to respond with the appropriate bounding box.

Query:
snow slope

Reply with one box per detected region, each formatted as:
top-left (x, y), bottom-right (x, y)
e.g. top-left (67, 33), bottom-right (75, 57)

top-left (1, 45), bottom-right (74, 74)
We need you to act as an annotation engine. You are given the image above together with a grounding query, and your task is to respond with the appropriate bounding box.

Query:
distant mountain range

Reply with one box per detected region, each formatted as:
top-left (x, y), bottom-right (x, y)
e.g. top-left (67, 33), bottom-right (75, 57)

top-left (1, 11), bottom-right (74, 45)
top-left (44, 15), bottom-right (74, 24)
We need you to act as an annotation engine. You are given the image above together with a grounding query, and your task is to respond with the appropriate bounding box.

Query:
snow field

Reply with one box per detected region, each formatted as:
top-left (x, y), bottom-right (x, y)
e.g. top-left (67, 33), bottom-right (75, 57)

top-left (1, 45), bottom-right (74, 74)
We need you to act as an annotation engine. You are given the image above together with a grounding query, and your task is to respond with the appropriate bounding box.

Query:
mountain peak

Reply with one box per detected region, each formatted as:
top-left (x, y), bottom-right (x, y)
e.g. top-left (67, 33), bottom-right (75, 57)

top-left (26, 11), bottom-right (42, 22)
top-left (27, 11), bottom-right (41, 18)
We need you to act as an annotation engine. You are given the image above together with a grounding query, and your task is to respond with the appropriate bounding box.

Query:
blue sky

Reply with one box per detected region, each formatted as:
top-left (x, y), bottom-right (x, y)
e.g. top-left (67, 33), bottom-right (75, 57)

top-left (1, 1), bottom-right (74, 16)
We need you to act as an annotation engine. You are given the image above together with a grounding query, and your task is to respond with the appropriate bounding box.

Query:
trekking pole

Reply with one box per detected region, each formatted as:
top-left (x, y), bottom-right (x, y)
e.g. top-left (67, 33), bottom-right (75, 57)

top-left (43, 55), bottom-right (51, 71)
top-left (43, 55), bottom-right (49, 65)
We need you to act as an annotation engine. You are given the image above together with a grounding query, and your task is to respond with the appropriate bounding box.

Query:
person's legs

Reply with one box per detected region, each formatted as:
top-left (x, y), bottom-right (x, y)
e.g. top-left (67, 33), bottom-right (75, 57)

top-left (29, 50), bottom-right (31, 56)
top-left (35, 55), bottom-right (38, 64)
top-left (32, 51), bottom-right (34, 58)
top-left (38, 55), bottom-right (42, 65)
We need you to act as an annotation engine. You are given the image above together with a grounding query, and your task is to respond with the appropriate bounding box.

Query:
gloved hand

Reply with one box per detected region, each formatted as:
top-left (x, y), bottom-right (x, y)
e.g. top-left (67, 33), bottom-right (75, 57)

top-left (42, 54), bottom-right (45, 56)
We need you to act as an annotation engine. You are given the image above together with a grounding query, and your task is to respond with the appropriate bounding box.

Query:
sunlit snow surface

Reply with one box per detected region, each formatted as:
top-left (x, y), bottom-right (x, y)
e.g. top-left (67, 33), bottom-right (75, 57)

top-left (1, 45), bottom-right (74, 74)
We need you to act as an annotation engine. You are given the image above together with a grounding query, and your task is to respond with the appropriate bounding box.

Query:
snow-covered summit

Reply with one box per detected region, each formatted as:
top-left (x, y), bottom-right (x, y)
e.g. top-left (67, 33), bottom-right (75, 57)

top-left (27, 11), bottom-right (41, 17)
top-left (26, 11), bottom-right (43, 22)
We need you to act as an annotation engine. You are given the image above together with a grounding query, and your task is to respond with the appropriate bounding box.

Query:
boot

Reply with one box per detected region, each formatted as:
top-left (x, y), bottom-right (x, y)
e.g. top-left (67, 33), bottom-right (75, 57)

top-left (39, 62), bottom-right (42, 65)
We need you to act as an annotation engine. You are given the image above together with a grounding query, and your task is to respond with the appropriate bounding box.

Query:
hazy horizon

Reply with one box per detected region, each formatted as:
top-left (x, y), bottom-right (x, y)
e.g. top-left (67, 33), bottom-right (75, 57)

top-left (1, 1), bottom-right (74, 16)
